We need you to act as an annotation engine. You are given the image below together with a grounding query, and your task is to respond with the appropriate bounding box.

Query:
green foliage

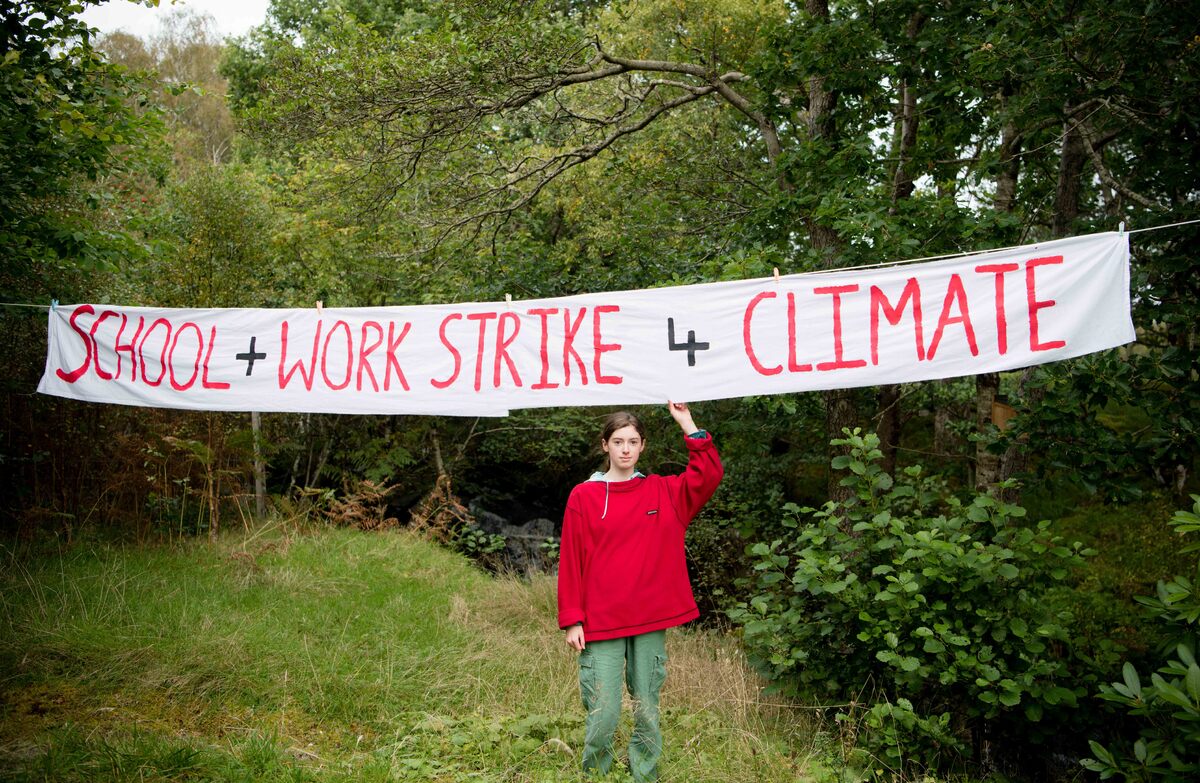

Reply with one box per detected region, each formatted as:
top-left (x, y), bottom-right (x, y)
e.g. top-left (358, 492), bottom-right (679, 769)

top-left (1049, 496), bottom-right (1192, 660)
top-left (852, 697), bottom-right (961, 774)
top-left (0, 0), bottom-right (165, 284)
top-left (684, 514), bottom-right (749, 619)
top-left (1006, 346), bottom-right (1200, 503)
top-left (452, 524), bottom-right (506, 568)
top-left (731, 429), bottom-right (1091, 774)
top-left (538, 535), bottom-right (560, 563)
top-left (223, 0), bottom-right (440, 114)
top-left (233, 0), bottom-right (1200, 539)
top-left (0, 527), bottom-right (820, 782)
top-left (144, 164), bottom-right (275, 307)
top-left (1083, 497), bottom-right (1200, 782)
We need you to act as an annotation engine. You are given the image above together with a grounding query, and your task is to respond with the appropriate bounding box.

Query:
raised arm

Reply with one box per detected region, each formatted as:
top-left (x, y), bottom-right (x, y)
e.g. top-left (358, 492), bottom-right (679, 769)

top-left (668, 401), bottom-right (699, 437)
top-left (665, 402), bottom-right (723, 524)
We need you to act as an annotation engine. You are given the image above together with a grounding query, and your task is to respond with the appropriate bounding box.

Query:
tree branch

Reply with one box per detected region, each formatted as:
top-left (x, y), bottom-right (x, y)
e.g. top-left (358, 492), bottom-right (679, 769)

top-left (1077, 121), bottom-right (1162, 211)
top-left (594, 40), bottom-right (782, 162)
top-left (414, 84), bottom-right (721, 259)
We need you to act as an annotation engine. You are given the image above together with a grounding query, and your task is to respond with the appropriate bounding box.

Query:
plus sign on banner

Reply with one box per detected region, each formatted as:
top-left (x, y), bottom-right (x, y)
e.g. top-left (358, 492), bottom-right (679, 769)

top-left (38, 232), bottom-right (1134, 416)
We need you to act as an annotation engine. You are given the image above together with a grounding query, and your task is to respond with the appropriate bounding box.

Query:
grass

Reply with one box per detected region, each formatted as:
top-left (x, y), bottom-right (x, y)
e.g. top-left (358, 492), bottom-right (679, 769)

top-left (1055, 494), bottom-right (1193, 597)
top-left (1049, 493), bottom-right (1195, 658)
top-left (0, 524), bottom-right (835, 782)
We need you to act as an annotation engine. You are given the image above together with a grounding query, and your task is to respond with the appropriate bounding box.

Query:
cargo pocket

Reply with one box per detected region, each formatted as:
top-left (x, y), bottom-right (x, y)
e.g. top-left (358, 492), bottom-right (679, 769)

top-left (651, 652), bottom-right (668, 693)
top-left (578, 653), bottom-right (597, 710)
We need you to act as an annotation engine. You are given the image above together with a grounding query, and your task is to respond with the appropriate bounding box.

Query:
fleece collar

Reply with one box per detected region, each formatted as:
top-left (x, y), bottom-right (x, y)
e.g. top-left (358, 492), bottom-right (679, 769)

top-left (588, 470), bottom-right (645, 519)
top-left (588, 471), bottom-right (646, 481)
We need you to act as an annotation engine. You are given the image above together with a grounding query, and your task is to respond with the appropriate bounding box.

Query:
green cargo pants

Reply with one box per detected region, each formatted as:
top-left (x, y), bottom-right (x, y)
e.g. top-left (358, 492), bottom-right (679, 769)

top-left (577, 629), bottom-right (668, 782)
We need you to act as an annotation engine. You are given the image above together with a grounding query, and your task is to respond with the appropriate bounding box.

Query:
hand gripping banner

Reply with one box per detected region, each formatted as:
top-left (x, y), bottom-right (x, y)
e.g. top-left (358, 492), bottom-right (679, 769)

top-left (38, 232), bottom-right (1134, 416)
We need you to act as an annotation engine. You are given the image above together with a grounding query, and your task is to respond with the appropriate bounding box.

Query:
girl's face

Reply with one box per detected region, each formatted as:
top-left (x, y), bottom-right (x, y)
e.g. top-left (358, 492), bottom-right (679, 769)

top-left (602, 424), bottom-right (645, 470)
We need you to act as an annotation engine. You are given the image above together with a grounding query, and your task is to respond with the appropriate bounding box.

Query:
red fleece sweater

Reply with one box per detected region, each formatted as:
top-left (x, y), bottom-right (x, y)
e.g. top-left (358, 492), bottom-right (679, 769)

top-left (556, 433), bottom-right (723, 641)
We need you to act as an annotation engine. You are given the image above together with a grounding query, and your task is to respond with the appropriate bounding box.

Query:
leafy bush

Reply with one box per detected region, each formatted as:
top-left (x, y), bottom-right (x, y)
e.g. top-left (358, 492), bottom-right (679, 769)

top-left (539, 536), bottom-right (560, 563)
top-left (1083, 496), bottom-right (1200, 782)
top-left (685, 514), bottom-right (749, 620)
top-left (453, 525), bottom-right (507, 569)
top-left (730, 430), bottom-right (1092, 775)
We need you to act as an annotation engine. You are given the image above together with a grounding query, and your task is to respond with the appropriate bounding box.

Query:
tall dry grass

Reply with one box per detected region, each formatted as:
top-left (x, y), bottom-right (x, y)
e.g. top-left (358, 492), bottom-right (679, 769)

top-left (451, 571), bottom-right (826, 779)
top-left (0, 527), bottom-right (832, 782)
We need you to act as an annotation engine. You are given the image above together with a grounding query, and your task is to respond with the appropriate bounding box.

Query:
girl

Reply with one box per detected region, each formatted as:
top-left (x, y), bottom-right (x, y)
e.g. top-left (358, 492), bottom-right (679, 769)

top-left (557, 402), bottom-right (723, 781)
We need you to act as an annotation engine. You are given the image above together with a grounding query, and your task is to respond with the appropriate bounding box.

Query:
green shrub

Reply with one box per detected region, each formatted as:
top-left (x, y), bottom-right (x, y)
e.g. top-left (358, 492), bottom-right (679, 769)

top-left (685, 514), bottom-right (750, 620)
top-left (730, 430), bottom-right (1091, 775)
top-left (453, 524), bottom-right (507, 570)
top-left (1083, 496), bottom-right (1200, 782)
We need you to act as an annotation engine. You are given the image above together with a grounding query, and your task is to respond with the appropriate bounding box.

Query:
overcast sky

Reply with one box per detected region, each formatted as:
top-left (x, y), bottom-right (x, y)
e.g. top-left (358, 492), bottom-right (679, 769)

top-left (80, 0), bottom-right (271, 40)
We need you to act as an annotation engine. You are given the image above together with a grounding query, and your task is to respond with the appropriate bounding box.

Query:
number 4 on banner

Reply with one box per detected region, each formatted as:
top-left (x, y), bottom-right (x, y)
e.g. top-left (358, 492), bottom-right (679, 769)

top-left (667, 317), bottom-right (710, 367)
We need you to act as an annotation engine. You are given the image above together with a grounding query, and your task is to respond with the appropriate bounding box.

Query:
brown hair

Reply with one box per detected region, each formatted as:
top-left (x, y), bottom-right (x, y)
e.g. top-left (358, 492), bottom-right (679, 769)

top-left (601, 411), bottom-right (645, 443)
top-left (599, 411), bottom-right (645, 472)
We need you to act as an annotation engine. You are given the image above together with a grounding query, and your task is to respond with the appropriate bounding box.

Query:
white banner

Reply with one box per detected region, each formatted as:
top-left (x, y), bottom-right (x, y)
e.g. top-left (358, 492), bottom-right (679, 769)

top-left (38, 232), bottom-right (1134, 416)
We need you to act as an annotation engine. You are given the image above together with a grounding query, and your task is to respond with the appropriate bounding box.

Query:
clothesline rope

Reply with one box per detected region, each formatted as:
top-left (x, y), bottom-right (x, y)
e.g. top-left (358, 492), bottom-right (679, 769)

top-left (1127, 217), bottom-right (1200, 234)
top-left (782, 217), bottom-right (1200, 278)
top-left (2, 218), bottom-right (1198, 310)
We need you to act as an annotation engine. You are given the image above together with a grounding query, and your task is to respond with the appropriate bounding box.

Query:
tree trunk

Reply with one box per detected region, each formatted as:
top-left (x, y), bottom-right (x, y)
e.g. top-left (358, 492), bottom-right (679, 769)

top-left (431, 426), bottom-right (446, 478)
top-left (976, 88), bottom-right (1021, 492)
top-left (800, 0), bottom-right (860, 504)
top-left (825, 388), bottom-right (860, 503)
top-left (990, 110), bottom-right (1083, 500)
top-left (288, 414), bottom-right (307, 491)
top-left (974, 372), bottom-right (1001, 491)
top-left (997, 368), bottom-right (1044, 502)
top-left (252, 410), bottom-right (266, 518)
top-left (877, 384), bottom-right (901, 477)
top-left (993, 94), bottom-right (1021, 215)
top-left (207, 413), bottom-right (218, 542)
top-left (889, 12), bottom-right (926, 207)
top-left (932, 379), bottom-right (955, 457)
top-left (1051, 114), bottom-right (1086, 239)
top-left (876, 13), bottom-right (925, 477)
top-left (311, 435), bottom-right (332, 487)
